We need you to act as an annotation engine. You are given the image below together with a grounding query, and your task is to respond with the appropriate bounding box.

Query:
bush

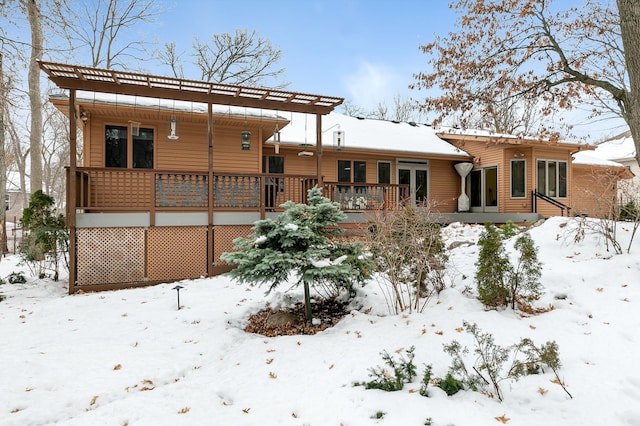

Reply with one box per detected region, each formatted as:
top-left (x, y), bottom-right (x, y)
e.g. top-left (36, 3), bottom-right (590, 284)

top-left (20, 190), bottom-right (68, 281)
top-left (436, 373), bottom-right (465, 396)
top-left (442, 321), bottom-right (569, 401)
top-left (7, 272), bottom-right (26, 284)
top-left (475, 223), bottom-right (511, 307)
top-left (355, 346), bottom-right (417, 392)
top-left (221, 187), bottom-right (373, 322)
top-left (475, 224), bottom-right (543, 310)
top-left (367, 206), bottom-right (448, 314)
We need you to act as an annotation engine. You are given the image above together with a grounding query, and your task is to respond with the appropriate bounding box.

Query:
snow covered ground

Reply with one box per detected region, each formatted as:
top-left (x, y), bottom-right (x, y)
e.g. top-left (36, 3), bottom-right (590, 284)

top-left (1, 216), bottom-right (640, 426)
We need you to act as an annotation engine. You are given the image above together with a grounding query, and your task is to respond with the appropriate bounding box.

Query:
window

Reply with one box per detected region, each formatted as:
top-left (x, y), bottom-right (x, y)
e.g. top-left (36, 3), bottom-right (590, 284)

top-left (133, 128), bottom-right (154, 169)
top-left (537, 160), bottom-right (567, 197)
top-left (337, 160), bottom-right (367, 182)
top-left (510, 159), bottom-right (526, 198)
top-left (106, 125), bottom-right (154, 168)
top-left (378, 161), bottom-right (391, 184)
top-left (106, 125), bottom-right (127, 168)
top-left (262, 156), bottom-right (284, 209)
top-left (263, 156), bottom-right (284, 174)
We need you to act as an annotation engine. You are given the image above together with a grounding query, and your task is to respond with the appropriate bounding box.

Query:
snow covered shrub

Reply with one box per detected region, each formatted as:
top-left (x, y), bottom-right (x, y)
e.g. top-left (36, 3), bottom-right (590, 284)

top-left (221, 187), bottom-right (372, 322)
top-left (499, 220), bottom-right (519, 239)
top-left (355, 346), bottom-right (417, 392)
top-left (367, 206), bottom-right (448, 314)
top-left (7, 271), bottom-right (26, 284)
top-left (442, 322), bottom-right (568, 401)
top-left (20, 190), bottom-right (68, 281)
top-left (476, 224), bottom-right (543, 310)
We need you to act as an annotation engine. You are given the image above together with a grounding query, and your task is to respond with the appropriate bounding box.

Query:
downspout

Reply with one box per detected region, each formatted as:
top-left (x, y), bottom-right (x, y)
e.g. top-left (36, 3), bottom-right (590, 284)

top-left (68, 89), bottom-right (77, 294)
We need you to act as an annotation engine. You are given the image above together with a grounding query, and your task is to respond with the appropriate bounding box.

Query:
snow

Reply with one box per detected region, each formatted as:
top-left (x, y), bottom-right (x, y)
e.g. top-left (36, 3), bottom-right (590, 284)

top-left (2, 217), bottom-right (640, 425)
top-left (572, 150), bottom-right (629, 168)
top-left (594, 132), bottom-right (636, 162)
top-left (270, 112), bottom-right (471, 158)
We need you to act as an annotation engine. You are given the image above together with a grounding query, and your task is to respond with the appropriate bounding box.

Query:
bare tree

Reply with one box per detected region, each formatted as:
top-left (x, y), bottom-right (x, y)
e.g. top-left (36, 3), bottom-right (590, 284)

top-left (0, 51), bottom-right (7, 254)
top-left (52, 0), bottom-right (163, 68)
top-left (413, 0), bottom-right (640, 163)
top-left (341, 100), bottom-right (368, 118)
top-left (617, 0), bottom-right (640, 167)
top-left (190, 29), bottom-right (287, 87)
top-left (25, 0), bottom-right (43, 194)
top-left (156, 41), bottom-right (184, 78)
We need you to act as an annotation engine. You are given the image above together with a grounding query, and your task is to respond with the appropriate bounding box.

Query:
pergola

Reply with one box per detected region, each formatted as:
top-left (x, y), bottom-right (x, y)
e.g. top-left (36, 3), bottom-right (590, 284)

top-left (39, 61), bottom-right (344, 288)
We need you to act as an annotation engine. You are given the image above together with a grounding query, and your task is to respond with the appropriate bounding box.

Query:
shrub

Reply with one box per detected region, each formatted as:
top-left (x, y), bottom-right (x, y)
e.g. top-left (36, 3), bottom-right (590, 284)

top-left (355, 346), bottom-right (417, 392)
top-left (475, 223), bottom-right (511, 307)
top-left (436, 373), bottom-right (465, 396)
top-left (367, 206), bottom-right (448, 314)
top-left (7, 272), bottom-right (26, 284)
top-left (476, 224), bottom-right (543, 310)
top-left (20, 190), bottom-right (68, 281)
top-left (221, 187), bottom-right (373, 322)
top-left (499, 220), bottom-right (520, 239)
top-left (443, 321), bottom-right (569, 401)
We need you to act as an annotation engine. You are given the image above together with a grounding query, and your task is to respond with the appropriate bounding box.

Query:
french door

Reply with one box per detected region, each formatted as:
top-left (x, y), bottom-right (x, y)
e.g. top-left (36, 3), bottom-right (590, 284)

top-left (397, 160), bottom-right (429, 207)
top-left (470, 166), bottom-right (498, 212)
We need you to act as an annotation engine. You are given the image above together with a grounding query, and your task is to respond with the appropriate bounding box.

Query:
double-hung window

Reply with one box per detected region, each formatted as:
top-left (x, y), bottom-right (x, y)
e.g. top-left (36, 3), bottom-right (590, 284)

top-left (510, 159), bottom-right (526, 198)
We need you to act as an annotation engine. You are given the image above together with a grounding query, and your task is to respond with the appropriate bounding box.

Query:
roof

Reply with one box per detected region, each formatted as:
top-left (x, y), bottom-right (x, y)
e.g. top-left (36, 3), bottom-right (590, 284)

top-left (270, 112), bottom-right (472, 159)
top-left (594, 131), bottom-right (636, 162)
top-left (39, 61), bottom-right (343, 115)
top-left (437, 126), bottom-right (594, 150)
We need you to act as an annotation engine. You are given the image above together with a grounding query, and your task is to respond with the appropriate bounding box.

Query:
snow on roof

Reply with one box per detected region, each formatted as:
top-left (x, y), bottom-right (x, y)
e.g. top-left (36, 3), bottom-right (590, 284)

top-left (572, 150), bottom-right (628, 168)
top-left (270, 112), bottom-right (471, 158)
top-left (593, 132), bottom-right (636, 162)
top-left (53, 91), bottom-right (285, 121)
top-left (437, 126), bottom-right (590, 146)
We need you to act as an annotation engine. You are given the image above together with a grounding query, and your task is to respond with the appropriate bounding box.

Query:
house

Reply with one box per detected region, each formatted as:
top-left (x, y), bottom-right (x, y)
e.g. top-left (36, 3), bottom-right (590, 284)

top-left (40, 62), bottom-right (630, 293)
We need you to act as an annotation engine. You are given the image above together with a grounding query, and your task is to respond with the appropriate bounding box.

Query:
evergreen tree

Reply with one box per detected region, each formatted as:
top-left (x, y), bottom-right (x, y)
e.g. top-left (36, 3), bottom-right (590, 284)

top-left (20, 190), bottom-right (68, 281)
top-left (221, 187), bottom-right (372, 321)
top-left (509, 232), bottom-right (543, 309)
top-left (475, 223), bottom-right (511, 307)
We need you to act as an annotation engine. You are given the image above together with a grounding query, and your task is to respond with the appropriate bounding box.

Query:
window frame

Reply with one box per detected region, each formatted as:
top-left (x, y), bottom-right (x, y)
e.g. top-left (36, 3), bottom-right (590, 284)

top-left (510, 159), bottom-right (526, 198)
top-left (377, 161), bottom-right (391, 184)
top-left (537, 159), bottom-right (568, 198)
top-left (105, 124), bottom-right (155, 169)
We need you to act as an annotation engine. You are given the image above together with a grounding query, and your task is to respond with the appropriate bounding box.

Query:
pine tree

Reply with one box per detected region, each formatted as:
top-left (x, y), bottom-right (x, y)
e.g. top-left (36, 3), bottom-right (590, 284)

top-left (221, 187), bottom-right (372, 321)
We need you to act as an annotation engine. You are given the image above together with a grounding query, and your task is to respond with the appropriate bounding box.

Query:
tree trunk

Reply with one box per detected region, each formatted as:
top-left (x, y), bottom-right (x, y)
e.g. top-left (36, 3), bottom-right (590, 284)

top-left (26, 0), bottom-right (44, 194)
top-left (617, 0), bottom-right (640, 168)
top-left (0, 52), bottom-right (8, 255)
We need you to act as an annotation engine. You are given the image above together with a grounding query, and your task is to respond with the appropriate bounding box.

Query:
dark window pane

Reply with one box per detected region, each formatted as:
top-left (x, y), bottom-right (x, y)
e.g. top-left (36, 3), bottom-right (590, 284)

top-left (338, 160), bottom-right (351, 182)
top-left (106, 125), bottom-right (127, 168)
top-left (268, 156), bottom-right (284, 174)
top-left (415, 169), bottom-right (428, 202)
top-left (537, 160), bottom-right (546, 195)
top-left (548, 161), bottom-right (557, 197)
top-left (470, 170), bottom-right (481, 207)
top-left (354, 161), bottom-right (366, 183)
top-left (133, 128), bottom-right (154, 169)
top-left (378, 162), bottom-right (391, 184)
top-left (511, 160), bottom-right (525, 197)
top-left (559, 162), bottom-right (567, 197)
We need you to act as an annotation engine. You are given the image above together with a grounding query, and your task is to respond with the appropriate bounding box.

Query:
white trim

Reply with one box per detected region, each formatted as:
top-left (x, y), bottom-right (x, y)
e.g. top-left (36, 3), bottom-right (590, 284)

top-left (510, 159), bottom-right (527, 198)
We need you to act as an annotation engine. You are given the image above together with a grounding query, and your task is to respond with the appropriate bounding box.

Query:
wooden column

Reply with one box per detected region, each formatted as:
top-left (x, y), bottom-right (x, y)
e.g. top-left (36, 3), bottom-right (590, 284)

top-left (316, 114), bottom-right (323, 187)
top-left (207, 102), bottom-right (214, 277)
top-left (68, 89), bottom-right (77, 294)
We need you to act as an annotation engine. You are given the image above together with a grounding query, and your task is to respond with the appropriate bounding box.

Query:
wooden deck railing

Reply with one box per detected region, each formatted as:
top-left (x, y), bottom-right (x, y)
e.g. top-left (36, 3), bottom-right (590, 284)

top-left (323, 182), bottom-right (409, 211)
top-left (69, 168), bottom-right (319, 213)
top-left (68, 168), bottom-right (409, 214)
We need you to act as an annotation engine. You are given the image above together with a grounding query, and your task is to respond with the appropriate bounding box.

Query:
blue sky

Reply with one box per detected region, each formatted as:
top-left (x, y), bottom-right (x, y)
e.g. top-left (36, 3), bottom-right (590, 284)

top-left (157, 0), bottom-right (457, 112)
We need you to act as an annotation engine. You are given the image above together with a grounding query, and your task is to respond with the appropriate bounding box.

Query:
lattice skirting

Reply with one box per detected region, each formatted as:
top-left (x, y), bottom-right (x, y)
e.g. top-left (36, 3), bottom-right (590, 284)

top-left (147, 226), bottom-right (208, 281)
top-left (213, 225), bottom-right (253, 265)
top-left (77, 228), bottom-right (146, 285)
top-left (75, 225), bottom-right (253, 287)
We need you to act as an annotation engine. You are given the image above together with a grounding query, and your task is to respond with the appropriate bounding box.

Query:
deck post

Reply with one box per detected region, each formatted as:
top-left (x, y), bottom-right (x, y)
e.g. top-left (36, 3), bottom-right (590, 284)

top-left (68, 89), bottom-right (77, 294)
top-left (207, 102), bottom-right (214, 277)
top-left (316, 114), bottom-right (323, 188)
